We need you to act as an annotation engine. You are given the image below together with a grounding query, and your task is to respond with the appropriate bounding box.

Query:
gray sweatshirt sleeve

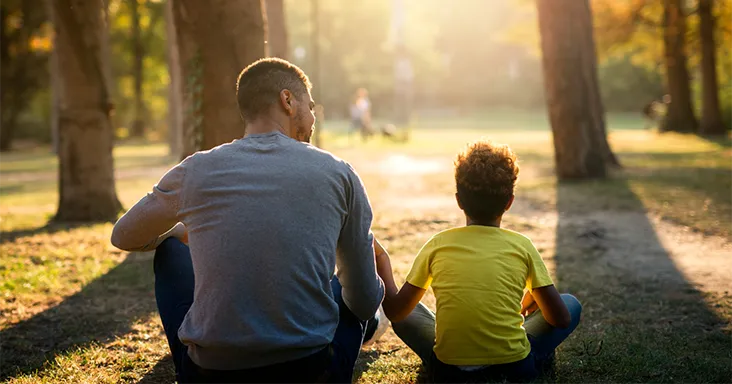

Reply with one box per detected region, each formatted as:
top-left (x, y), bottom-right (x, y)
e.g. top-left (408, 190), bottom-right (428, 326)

top-left (335, 164), bottom-right (385, 321)
top-left (111, 161), bottom-right (186, 251)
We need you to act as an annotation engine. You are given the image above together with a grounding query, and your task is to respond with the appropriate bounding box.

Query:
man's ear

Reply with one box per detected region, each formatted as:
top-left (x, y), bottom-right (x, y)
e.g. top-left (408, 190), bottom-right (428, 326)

top-left (505, 194), bottom-right (515, 212)
top-left (280, 89), bottom-right (293, 116)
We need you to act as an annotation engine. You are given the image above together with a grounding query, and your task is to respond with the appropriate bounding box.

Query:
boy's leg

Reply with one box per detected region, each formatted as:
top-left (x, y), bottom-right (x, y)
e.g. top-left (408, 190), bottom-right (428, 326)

top-left (327, 276), bottom-right (376, 383)
top-left (523, 294), bottom-right (582, 361)
top-left (391, 302), bottom-right (436, 364)
top-left (153, 238), bottom-right (195, 380)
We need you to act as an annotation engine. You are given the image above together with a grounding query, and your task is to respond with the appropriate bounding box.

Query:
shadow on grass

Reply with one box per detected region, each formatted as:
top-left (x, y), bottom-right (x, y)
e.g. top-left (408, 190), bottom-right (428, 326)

top-left (0, 252), bottom-right (157, 381)
top-left (353, 349), bottom-right (381, 381)
top-left (553, 178), bottom-right (731, 382)
top-left (137, 355), bottom-right (175, 384)
top-left (0, 222), bottom-right (95, 245)
top-left (697, 133), bottom-right (732, 148)
top-left (0, 184), bottom-right (24, 194)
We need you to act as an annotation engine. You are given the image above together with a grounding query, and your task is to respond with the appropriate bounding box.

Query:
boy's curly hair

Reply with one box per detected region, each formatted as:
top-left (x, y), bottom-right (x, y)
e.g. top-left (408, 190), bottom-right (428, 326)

top-left (454, 141), bottom-right (520, 223)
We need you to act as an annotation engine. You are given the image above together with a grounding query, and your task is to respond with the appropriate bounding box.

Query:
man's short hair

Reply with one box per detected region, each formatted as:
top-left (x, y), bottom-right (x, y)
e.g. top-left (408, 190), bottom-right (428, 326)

top-left (236, 58), bottom-right (312, 123)
top-left (454, 141), bottom-right (519, 223)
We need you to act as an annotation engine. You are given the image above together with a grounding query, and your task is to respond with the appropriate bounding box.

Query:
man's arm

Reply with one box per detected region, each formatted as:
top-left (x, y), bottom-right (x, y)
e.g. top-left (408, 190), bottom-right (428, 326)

top-left (374, 238), bottom-right (426, 323)
top-left (335, 165), bottom-right (384, 321)
top-left (111, 164), bottom-right (186, 251)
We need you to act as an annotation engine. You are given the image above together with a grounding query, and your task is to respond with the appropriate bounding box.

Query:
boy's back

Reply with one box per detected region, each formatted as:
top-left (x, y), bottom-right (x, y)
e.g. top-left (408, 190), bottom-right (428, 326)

top-left (407, 226), bottom-right (552, 366)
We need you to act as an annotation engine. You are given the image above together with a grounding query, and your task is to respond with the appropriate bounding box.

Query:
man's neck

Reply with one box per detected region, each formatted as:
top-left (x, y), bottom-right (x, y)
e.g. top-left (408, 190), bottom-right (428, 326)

top-left (245, 116), bottom-right (290, 137)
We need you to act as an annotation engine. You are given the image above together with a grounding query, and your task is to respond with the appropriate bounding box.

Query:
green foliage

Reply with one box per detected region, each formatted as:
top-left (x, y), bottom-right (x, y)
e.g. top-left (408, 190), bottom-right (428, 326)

top-left (108, 0), bottom-right (167, 138)
top-left (593, 0), bottom-right (732, 121)
top-left (0, 0), bottom-right (51, 148)
top-left (599, 55), bottom-right (665, 111)
top-left (5, 0), bottom-right (730, 146)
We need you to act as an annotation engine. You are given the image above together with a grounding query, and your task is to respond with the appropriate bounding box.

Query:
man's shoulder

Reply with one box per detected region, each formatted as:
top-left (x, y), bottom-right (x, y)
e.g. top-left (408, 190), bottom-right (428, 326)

top-left (291, 142), bottom-right (354, 173)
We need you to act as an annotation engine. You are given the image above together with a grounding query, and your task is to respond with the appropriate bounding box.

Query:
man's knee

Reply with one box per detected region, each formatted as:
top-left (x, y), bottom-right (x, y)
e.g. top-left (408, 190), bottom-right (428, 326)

top-left (153, 237), bottom-right (186, 274)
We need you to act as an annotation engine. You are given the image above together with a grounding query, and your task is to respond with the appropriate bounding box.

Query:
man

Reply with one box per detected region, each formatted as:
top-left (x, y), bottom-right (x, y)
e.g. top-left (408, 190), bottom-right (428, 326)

top-left (111, 58), bottom-right (385, 383)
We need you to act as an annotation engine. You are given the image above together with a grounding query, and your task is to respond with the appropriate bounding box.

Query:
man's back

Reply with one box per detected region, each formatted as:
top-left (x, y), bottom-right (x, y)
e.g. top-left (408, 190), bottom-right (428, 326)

top-left (123, 132), bottom-right (382, 369)
top-left (112, 58), bottom-right (384, 380)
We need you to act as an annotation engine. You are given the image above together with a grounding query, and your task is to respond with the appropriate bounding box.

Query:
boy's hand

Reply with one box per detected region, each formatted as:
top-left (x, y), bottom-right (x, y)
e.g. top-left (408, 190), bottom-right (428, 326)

top-left (521, 301), bottom-right (539, 317)
top-left (521, 290), bottom-right (538, 317)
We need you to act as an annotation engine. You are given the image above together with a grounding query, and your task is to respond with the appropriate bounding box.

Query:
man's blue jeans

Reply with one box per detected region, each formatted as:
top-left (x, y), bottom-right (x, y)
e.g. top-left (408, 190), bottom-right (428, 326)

top-left (392, 294), bottom-right (583, 383)
top-left (153, 238), bottom-right (376, 383)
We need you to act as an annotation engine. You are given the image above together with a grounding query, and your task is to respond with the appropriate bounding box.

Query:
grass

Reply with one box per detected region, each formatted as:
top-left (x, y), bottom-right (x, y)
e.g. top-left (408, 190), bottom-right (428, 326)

top-left (1, 111), bottom-right (730, 383)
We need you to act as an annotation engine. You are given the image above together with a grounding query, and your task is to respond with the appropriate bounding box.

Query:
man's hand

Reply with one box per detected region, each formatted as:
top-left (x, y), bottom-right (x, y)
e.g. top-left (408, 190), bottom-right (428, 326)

top-left (170, 222), bottom-right (188, 244)
top-left (372, 236), bottom-right (426, 323)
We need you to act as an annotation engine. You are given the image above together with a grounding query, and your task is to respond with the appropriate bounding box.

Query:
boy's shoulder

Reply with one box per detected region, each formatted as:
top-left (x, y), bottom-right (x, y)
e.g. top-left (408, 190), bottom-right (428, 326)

top-left (429, 226), bottom-right (536, 249)
top-left (497, 226), bottom-right (534, 242)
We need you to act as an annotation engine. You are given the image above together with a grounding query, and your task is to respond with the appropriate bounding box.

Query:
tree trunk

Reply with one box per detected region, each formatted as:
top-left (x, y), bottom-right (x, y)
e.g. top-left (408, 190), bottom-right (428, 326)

top-left (536, 0), bottom-right (613, 179)
top-left (698, 0), bottom-right (726, 135)
top-left (50, 0), bottom-right (122, 222)
top-left (165, 0), bottom-right (183, 159)
top-left (660, 0), bottom-right (698, 133)
top-left (0, 112), bottom-right (18, 152)
top-left (264, 0), bottom-right (288, 59)
top-left (129, 0), bottom-right (146, 137)
top-left (50, 42), bottom-right (60, 154)
top-left (171, 0), bottom-right (267, 156)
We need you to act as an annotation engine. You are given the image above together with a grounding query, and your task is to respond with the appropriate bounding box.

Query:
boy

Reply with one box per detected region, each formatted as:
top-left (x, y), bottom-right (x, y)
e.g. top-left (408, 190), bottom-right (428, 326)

top-left (374, 140), bottom-right (582, 383)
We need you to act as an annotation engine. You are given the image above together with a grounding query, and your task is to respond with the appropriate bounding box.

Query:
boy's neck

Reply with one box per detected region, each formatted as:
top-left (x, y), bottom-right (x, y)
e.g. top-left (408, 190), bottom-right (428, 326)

top-left (465, 216), bottom-right (502, 228)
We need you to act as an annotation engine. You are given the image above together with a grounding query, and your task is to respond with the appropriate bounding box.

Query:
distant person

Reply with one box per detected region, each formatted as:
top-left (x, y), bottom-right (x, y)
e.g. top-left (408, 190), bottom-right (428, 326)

top-left (372, 141), bottom-right (582, 383)
top-left (349, 88), bottom-right (373, 142)
top-left (642, 100), bottom-right (657, 130)
top-left (643, 95), bottom-right (670, 130)
top-left (111, 58), bottom-right (387, 383)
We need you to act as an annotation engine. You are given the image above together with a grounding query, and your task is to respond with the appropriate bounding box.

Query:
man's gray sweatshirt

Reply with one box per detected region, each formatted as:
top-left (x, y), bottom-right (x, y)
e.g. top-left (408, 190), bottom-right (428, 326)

top-left (111, 132), bottom-right (385, 370)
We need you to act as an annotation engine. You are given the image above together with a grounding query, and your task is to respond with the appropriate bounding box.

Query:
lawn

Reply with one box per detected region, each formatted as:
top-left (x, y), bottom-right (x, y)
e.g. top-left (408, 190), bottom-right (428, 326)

top-left (1, 111), bottom-right (730, 383)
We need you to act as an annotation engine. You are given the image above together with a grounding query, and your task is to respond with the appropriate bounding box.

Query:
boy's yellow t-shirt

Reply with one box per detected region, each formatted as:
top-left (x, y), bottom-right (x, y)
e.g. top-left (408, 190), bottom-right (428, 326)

top-left (406, 226), bottom-right (554, 366)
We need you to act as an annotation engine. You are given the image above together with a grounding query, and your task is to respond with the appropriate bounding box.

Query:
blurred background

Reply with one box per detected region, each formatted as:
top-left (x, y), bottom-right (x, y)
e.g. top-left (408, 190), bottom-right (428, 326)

top-left (2, 0), bottom-right (729, 152)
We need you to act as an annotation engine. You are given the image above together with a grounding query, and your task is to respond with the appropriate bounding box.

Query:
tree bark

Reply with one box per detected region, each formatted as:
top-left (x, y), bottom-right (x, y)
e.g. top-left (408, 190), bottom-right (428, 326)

top-left (264, 0), bottom-right (288, 59)
top-left (660, 0), bottom-right (698, 133)
top-left (171, 0), bottom-right (267, 156)
top-left (129, 0), bottom-right (146, 137)
top-left (50, 40), bottom-right (60, 154)
top-left (165, 0), bottom-right (183, 158)
top-left (0, 109), bottom-right (18, 152)
top-left (536, 0), bottom-right (614, 179)
top-left (50, 0), bottom-right (122, 222)
top-left (698, 0), bottom-right (726, 135)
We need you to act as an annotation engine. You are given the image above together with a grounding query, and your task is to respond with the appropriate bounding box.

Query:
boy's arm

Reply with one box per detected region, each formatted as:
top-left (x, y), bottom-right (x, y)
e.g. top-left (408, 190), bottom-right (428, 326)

top-left (530, 285), bottom-right (571, 328)
top-left (525, 239), bottom-right (569, 327)
top-left (374, 238), bottom-right (426, 323)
